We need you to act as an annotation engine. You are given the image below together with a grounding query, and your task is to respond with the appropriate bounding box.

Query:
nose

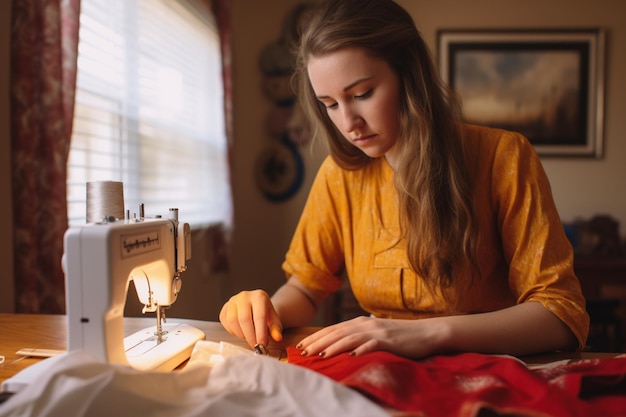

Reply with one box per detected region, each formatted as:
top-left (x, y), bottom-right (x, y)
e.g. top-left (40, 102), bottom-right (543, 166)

top-left (337, 105), bottom-right (363, 133)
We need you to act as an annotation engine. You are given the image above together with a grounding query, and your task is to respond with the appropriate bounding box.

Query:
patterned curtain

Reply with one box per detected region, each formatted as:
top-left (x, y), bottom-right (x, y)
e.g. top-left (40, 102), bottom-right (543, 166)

top-left (10, 0), bottom-right (80, 313)
top-left (210, 0), bottom-right (234, 272)
top-left (212, 0), bottom-right (233, 150)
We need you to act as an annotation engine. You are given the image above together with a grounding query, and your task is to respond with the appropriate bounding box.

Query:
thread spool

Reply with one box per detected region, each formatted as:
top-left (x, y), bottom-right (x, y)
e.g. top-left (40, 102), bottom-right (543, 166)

top-left (86, 181), bottom-right (125, 223)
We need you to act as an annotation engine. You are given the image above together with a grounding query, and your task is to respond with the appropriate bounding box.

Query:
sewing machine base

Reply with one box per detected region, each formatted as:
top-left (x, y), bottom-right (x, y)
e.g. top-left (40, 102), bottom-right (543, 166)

top-left (1, 322), bottom-right (205, 395)
top-left (124, 322), bottom-right (206, 371)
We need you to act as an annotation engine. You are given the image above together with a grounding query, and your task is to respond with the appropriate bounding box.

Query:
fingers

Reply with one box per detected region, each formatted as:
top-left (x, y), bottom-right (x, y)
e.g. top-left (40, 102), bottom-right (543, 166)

top-left (349, 338), bottom-right (380, 357)
top-left (296, 320), bottom-right (359, 357)
top-left (269, 322), bottom-right (284, 342)
top-left (252, 295), bottom-right (284, 346)
top-left (218, 290), bottom-right (283, 348)
top-left (243, 301), bottom-right (264, 347)
top-left (219, 300), bottom-right (244, 338)
top-left (296, 316), bottom-right (385, 358)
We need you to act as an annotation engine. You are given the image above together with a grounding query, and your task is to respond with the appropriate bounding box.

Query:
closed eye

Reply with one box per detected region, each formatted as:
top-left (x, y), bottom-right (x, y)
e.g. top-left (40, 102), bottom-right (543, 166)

top-left (355, 89), bottom-right (373, 100)
top-left (319, 88), bottom-right (371, 110)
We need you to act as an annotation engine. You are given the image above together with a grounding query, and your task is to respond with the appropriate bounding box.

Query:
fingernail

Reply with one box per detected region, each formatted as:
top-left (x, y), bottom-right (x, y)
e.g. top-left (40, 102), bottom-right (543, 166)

top-left (318, 351), bottom-right (326, 357)
top-left (349, 351), bottom-right (356, 356)
top-left (301, 350), bottom-right (308, 357)
top-left (296, 343), bottom-right (303, 350)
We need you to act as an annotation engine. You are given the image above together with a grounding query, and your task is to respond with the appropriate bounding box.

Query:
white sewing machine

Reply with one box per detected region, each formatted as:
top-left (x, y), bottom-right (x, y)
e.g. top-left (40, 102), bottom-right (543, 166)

top-left (62, 207), bottom-right (205, 372)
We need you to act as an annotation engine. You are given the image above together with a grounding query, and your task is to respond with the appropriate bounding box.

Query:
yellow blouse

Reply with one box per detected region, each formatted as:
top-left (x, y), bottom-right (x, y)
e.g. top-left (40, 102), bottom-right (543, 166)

top-left (282, 124), bottom-right (589, 348)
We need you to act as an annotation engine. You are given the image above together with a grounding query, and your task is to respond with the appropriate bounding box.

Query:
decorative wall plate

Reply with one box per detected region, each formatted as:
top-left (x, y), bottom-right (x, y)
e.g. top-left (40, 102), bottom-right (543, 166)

top-left (255, 136), bottom-right (304, 202)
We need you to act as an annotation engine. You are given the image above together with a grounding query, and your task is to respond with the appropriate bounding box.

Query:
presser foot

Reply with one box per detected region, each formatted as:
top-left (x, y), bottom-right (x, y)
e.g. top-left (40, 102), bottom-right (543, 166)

top-left (123, 322), bottom-right (205, 371)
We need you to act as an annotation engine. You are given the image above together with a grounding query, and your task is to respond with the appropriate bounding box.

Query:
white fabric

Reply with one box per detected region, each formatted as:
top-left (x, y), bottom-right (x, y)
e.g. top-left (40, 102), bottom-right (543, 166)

top-left (0, 342), bottom-right (389, 417)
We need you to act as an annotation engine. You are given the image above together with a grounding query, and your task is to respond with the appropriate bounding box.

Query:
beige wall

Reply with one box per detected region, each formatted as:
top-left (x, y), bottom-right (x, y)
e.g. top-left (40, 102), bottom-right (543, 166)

top-left (225, 0), bottom-right (327, 299)
top-left (227, 0), bottom-right (626, 305)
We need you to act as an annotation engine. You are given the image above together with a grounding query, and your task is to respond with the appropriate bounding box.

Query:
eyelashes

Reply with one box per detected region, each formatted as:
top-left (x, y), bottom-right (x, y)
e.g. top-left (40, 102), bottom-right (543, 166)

top-left (355, 89), bottom-right (373, 100)
top-left (322, 89), bottom-right (374, 110)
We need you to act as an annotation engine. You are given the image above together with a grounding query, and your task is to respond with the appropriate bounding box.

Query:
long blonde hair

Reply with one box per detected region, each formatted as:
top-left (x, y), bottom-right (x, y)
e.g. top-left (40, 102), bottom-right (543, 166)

top-left (294, 0), bottom-right (478, 292)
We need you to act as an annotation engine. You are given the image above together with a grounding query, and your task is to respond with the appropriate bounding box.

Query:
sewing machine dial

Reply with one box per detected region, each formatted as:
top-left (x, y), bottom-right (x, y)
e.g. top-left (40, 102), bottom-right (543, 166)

top-left (121, 231), bottom-right (161, 258)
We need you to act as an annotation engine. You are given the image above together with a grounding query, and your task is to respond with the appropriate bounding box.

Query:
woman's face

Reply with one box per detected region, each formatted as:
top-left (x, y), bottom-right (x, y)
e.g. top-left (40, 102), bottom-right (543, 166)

top-left (307, 47), bottom-right (402, 167)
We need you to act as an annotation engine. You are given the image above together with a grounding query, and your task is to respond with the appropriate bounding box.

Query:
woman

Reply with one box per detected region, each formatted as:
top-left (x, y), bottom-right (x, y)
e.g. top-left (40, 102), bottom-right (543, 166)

top-left (220, 0), bottom-right (589, 359)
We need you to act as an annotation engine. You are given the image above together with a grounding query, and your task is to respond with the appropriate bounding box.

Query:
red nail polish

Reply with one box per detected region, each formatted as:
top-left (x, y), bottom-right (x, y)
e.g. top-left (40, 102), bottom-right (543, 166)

top-left (318, 351), bottom-right (325, 357)
top-left (296, 343), bottom-right (303, 350)
top-left (301, 350), bottom-right (308, 357)
top-left (349, 351), bottom-right (356, 356)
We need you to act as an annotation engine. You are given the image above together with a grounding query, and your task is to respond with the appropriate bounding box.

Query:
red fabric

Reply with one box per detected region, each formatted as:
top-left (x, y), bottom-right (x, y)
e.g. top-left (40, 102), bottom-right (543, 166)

top-left (287, 348), bottom-right (626, 416)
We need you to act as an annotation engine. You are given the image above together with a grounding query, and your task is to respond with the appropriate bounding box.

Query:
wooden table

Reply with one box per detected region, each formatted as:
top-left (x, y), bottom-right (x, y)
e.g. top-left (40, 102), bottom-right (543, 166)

top-left (0, 313), bottom-right (620, 387)
top-left (0, 313), bottom-right (318, 386)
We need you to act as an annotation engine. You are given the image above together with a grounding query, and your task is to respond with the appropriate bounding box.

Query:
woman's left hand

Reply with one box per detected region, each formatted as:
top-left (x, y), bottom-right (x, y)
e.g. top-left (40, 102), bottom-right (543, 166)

top-left (295, 315), bottom-right (448, 359)
top-left (296, 302), bottom-right (579, 359)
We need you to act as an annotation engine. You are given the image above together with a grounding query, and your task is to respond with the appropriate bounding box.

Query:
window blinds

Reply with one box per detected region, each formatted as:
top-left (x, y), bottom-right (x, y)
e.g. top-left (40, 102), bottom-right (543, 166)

top-left (67, 0), bottom-right (231, 227)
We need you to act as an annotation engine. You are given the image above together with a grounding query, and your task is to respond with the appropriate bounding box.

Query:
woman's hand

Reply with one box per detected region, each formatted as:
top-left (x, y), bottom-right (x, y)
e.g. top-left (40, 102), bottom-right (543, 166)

top-left (219, 290), bottom-right (284, 349)
top-left (219, 278), bottom-right (324, 349)
top-left (295, 302), bottom-right (578, 359)
top-left (296, 315), bottom-right (449, 359)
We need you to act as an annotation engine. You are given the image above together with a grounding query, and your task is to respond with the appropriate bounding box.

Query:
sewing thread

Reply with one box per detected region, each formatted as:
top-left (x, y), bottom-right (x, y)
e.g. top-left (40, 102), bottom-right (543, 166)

top-left (86, 181), bottom-right (125, 223)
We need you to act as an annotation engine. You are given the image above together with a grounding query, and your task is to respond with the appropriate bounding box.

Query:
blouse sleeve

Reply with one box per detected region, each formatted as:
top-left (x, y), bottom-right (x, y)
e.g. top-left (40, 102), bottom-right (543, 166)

top-left (281, 157), bottom-right (345, 297)
top-left (491, 131), bottom-right (589, 349)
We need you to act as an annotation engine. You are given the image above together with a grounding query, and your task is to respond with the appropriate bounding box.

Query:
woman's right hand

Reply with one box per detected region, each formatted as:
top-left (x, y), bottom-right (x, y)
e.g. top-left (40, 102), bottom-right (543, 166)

top-left (219, 289), bottom-right (284, 349)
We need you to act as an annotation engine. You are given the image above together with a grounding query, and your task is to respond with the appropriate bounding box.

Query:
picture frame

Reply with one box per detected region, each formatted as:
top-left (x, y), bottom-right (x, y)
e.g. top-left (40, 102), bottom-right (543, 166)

top-left (438, 29), bottom-right (605, 157)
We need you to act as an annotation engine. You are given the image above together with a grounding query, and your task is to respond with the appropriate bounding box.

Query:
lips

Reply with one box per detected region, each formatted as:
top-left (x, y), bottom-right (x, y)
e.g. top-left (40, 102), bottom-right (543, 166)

top-left (352, 134), bottom-right (376, 144)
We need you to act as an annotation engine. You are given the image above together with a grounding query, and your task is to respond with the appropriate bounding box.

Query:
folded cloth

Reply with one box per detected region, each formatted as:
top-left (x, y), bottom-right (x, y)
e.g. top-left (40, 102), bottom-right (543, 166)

top-left (287, 348), bottom-right (626, 417)
top-left (0, 347), bottom-right (390, 417)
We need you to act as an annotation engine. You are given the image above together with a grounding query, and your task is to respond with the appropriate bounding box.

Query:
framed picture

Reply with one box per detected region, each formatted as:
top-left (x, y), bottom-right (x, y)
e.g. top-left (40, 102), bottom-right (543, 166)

top-left (438, 29), bottom-right (605, 157)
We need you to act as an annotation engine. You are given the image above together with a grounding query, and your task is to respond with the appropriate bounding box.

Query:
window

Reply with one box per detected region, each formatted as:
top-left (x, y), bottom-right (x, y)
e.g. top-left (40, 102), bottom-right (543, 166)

top-left (67, 0), bottom-right (231, 227)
